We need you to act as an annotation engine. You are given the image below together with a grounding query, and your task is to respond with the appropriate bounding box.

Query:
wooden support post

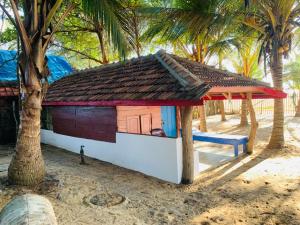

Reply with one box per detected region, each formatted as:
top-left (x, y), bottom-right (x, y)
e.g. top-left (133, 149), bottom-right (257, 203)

top-left (247, 93), bottom-right (258, 154)
top-left (176, 106), bottom-right (181, 137)
top-left (198, 104), bottom-right (207, 132)
top-left (180, 106), bottom-right (194, 184)
top-left (219, 100), bottom-right (226, 121)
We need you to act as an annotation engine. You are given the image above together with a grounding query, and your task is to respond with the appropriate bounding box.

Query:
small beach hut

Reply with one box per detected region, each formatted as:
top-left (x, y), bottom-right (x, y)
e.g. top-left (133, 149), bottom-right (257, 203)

top-left (0, 50), bottom-right (73, 144)
top-left (41, 50), bottom-right (286, 184)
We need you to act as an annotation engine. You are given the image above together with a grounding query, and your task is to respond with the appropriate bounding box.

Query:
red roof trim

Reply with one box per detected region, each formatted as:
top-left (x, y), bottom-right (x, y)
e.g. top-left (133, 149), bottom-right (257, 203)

top-left (203, 94), bottom-right (283, 101)
top-left (207, 86), bottom-right (286, 100)
top-left (259, 87), bottom-right (287, 98)
top-left (43, 99), bottom-right (204, 107)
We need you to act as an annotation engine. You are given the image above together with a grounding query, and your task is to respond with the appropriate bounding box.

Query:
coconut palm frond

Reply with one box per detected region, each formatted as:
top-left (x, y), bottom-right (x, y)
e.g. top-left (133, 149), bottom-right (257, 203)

top-left (81, 0), bottom-right (129, 58)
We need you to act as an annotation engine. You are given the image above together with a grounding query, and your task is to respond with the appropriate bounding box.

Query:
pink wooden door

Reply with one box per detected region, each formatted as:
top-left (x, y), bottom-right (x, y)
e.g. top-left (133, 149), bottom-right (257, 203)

top-left (140, 114), bottom-right (151, 135)
top-left (127, 115), bottom-right (140, 134)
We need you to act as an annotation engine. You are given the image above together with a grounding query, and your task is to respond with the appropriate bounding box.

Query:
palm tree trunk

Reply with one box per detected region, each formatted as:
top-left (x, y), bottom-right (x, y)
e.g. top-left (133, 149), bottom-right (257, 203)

top-left (95, 21), bottom-right (109, 64)
top-left (268, 52), bottom-right (284, 149)
top-left (295, 91), bottom-right (300, 117)
top-left (219, 100), bottom-right (226, 121)
top-left (132, 10), bottom-right (141, 57)
top-left (240, 99), bottom-right (248, 126)
top-left (247, 94), bottom-right (258, 154)
top-left (199, 105), bottom-right (207, 132)
top-left (8, 50), bottom-right (45, 185)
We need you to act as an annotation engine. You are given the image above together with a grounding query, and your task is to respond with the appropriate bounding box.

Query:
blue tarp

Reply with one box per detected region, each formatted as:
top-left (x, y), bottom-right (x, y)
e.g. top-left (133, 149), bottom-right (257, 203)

top-left (0, 50), bottom-right (73, 83)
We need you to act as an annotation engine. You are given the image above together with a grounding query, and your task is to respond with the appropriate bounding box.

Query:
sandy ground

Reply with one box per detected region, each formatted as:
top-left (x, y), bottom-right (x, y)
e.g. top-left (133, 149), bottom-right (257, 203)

top-left (0, 114), bottom-right (300, 225)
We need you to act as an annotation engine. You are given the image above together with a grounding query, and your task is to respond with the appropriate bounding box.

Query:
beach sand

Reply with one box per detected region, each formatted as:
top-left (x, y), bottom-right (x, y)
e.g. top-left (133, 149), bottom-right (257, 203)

top-left (0, 114), bottom-right (299, 225)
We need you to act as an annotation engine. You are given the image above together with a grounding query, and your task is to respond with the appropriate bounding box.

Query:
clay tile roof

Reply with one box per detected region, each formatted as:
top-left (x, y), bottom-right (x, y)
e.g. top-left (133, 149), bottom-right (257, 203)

top-left (169, 54), bottom-right (270, 87)
top-left (0, 81), bottom-right (18, 97)
top-left (45, 50), bottom-right (283, 105)
top-left (45, 50), bottom-right (211, 103)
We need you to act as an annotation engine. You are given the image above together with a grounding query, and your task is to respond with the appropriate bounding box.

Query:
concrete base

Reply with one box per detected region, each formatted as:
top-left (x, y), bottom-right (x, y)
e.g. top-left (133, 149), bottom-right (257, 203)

top-left (194, 142), bottom-right (244, 173)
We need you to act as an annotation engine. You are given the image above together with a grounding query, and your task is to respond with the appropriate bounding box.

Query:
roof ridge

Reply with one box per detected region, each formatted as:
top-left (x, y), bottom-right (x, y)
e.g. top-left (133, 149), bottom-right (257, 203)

top-left (170, 54), bottom-right (271, 87)
top-left (154, 50), bottom-right (204, 90)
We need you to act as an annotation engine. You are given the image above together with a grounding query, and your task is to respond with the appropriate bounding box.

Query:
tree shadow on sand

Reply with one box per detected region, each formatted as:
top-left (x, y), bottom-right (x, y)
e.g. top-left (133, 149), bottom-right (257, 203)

top-left (179, 147), bottom-right (300, 225)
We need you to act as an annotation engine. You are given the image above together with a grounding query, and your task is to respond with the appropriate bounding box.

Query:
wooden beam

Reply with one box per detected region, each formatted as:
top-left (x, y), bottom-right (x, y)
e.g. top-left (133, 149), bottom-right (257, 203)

top-left (222, 93), bottom-right (229, 99)
top-left (247, 93), bottom-right (258, 154)
top-left (222, 93), bottom-right (232, 100)
top-left (206, 94), bottom-right (212, 100)
top-left (180, 106), bottom-right (194, 184)
top-left (240, 93), bottom-right (246, 98)
top-left (208, 86), bottom-right (287, 99)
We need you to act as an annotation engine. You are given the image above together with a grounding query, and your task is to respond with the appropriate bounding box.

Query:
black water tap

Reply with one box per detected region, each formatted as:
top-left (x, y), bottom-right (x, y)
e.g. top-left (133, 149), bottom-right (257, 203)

top-left (80, 145), bottom-right (86, 165)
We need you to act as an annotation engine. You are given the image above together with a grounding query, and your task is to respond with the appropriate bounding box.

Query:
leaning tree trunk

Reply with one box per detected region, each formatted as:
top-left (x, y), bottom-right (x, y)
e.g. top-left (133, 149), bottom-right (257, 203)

top-left (95, 21), bottom-right (109, 64)
top-left (295, 91), bottom-right (300, 117)
top-left (198, 105), bottom-right (207, 132)
top-left (247, 93), bottom-right (258, 154)
top-left (240, 99), bottom-right (248, 126)
top-left (8, 49), bottom-right (46, 185)
top-left (268, 52), bottom-right (284, 149)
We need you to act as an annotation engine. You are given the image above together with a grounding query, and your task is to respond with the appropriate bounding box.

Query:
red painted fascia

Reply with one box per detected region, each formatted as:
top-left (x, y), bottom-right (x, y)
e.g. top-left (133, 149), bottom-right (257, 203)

top-left (43, 99), bottom-right (204, 107)
top-left (259, 87), bottom-right (287, 98)
top-left (205, 86), bottom-right (287, 100)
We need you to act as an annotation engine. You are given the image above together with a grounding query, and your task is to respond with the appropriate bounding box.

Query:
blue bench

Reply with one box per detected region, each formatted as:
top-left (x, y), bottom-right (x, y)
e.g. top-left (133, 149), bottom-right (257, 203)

top-left (192, 130), bottom-right (248, 157)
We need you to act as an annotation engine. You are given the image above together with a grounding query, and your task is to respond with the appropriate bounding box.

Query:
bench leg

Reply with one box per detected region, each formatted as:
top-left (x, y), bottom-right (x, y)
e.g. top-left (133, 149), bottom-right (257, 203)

top-left (243, 143), bottom-right (247, 153)
top-left (234, 144), bottom-right (239, 157)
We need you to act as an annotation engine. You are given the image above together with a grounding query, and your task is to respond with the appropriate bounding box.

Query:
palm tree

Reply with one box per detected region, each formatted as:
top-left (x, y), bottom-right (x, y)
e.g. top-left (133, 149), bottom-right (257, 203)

top-left (284, 56), bottom-right (300, 117)
top-left (0, 0), bottom-right (129, 185)
top-left (243, 0), bottom-right (300, 148)
top-left (206, 30), bottom-right (240, 122)
top-left (142, 0), bottom-right (239, 131)
top-left (231, 38), bottom-right (263, 126)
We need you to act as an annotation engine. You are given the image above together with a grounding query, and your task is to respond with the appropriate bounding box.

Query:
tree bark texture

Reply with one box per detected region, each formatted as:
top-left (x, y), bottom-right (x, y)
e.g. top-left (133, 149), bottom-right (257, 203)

top-left (199, 105), bottom-right (207, 132)
top-left (5, 0), bottom-right (71, 185)
top-left (268, 52), bottom-right (284, 149)
top-left (95, 21), bottom-right (109, 64)
top-left (180, 106), bottom-right (194, 184)
top-left (8, 51), bottom-right (45, 185)
top-left (240, 99), bottom-right (248, 126)
top-left (247, 94), bottom-right (258, 154)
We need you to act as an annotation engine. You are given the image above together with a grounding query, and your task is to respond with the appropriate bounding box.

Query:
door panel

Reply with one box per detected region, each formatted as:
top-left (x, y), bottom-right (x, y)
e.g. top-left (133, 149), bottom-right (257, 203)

top-left (160, 106), bottom-right (177, 138)
top-left (141, 114), bottom-right (152, 135)
top-left (127, 115), bottom-right (140, 134)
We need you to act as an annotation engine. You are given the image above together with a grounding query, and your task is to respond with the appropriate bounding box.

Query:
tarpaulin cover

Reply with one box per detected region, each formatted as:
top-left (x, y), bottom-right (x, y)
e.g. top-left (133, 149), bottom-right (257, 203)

top-left (0, 50), bottom-right (73, 83)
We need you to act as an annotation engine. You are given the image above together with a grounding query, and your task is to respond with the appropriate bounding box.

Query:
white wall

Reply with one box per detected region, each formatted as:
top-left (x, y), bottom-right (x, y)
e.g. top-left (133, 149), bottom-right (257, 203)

top-left (41, 130), bottom-right (183, 184)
